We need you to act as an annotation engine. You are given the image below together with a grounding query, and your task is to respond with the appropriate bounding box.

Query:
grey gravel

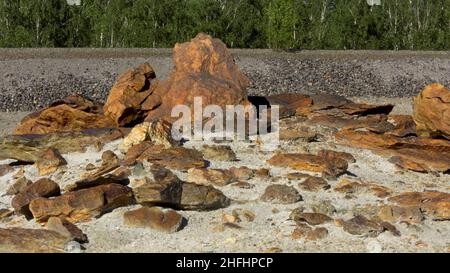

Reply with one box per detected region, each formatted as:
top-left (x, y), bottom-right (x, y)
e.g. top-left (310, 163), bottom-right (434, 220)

top-left (0, 49), bottom-right (449, 112)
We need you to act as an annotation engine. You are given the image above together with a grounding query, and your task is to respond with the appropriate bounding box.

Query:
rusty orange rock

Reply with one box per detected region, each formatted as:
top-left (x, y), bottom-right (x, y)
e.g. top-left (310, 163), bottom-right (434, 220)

top-left (413, 83), bottom-right (450, 139)
top-left (145, 33), bottom-right (249, 121)
top-left (14, 96), bottom-right (116, 135)
top-left (104, 63), bottom-right (158, 126)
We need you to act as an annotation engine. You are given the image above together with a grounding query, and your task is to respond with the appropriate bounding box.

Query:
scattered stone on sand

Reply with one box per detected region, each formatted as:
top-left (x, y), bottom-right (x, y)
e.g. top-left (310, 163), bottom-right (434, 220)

top-left (0, 228), bottom-right (71, 253)
top-left (229, 167), bottom-right (255, 180)
top-left (318, 149), bottom-right (356, 164)
top-left (267, 152), bottom-right (348, 179)
top-left (298, 176), bottom-right (330, 192)
top-left (14, 95), bottom-right (115, 135)
top-left (35, 148), bottom-right (67, 176)
top-left (201, 145), bottom-right (237, 161)
top-left (29, 183), bottom-right (134, 223)
top-left (121, 119), bottom-right (177, 151)
top-left (260, 185), bottom-right (302, 204)
top-left (101, 150), bottom-right (119, 165)
top-left (311, 200), bottom-right (337, 216)
top-left (46, 217), bottom-right (88, 243)
top-left (232, 208), bottom-right (256, 222)
top-left (388, 191), bottom-right (450, 221)
top-left (133, 176), bottom-right (183, 207)
top-left (6, 177), bottom-right (32, 196)
top-left (0, 164), bottom-right (13, 177)
top-left (335, 128), bottom-right (450, 173)
top-left (413, 83), bottom-right (450, 139)
top-left (306, 227), bottom-right (329, 241)
top-left (65, 172), bottom-right (130, 192)
top-left (123, 207), bottom-right (184, 233)
top-left (279, 127), bottom-right (318, 142)
top-left (145, 33), bottom-right (250, 121)
top-left (0, 209), bottom-right (14, 220)
top-left (231, 181), bottom-right (255, 189)
top-left (103, 63), bottom-right (158, 127)
top-left (0, 128), bottom-right (129, 163)
top-left (187, 168), bottom-right (235, 186)
top-left (337, 215), bottom-right (400, 237)
top-left (290, 211), bottom-right (333, 226)
top-left (334, 178), bottom-right (392, 198)
top-left (11, 178), bottom-right (61, 217)
top-left (133, 145), bottom-right (206, 171)
top-left (377, 205), bottom-right (423, 224)
top-left (179, 182), bottom-right (230, 211)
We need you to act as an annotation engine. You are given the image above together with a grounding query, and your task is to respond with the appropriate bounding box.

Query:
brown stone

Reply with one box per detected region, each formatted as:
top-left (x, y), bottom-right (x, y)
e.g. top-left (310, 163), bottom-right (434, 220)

top-left (101, 150), bottom-right (119, 165)
top-left (179, 182), bottom-right (230, 211)
top-left (103, 63), bottom-right (158, 126)
top-left (279, 127), bottom-right (318, 142)
top-left (6, 177), bottom-right (32, 196)
top-left (201, 145), bottom-right (237, 161)
top-left (11, 178), bottom-right (60, 217)
top-left (413, 83), bottom-right (450, 139)
top-left (290, 211), bottom-right (332, 225)
top-left (260, 185), bottom-right (302, 204)
top-left (335, 129), bottom-right (450, 173)
top-left (46, 217), bottom-right (88, 243)
top-left (122, 120), bottom-right (177, 151)
top-left (35, 148), bottom-right (67, 176)
top-left (65, 172), bottom-right (129, 192)
top-left (29, 183), bottom-right (134, 223)
top-left (0, 164), bottom-right (13, 177)
top-left (298, 176), bottom-right (330, 192)
top-left (306, 227), bottom-right (329, 241)
top-left (145, 33), bottom-right (249, 121)
top-left (229, 166), bottom-right (255, 180)
top-left (377, 205), bottom-right (423, 224)
top-left (14, 95), bottom-right (116, 135)
top-left (334, 178), bottom-right (392, 198)
top-left (133, 176), bottom-right (183, 206)
top-left (0, 128), bottom-right (129, 163)
top-left (123, 207), bottom-right (183, 233)
top-left (267, 152), bottom-right (347, 179)
top-left (265, 93), bottom-right (313, 118)
top-left (318, 149), bottom-right (356, 163)
top-left (0, 228), bottom-right (71, 253)
top-left (187, 168), bottom-right (235, 186)
top-left (340, 215), bottom-right (385, 237)
top-left (387, 115), bottom-right (417, 137)
top-left (388, 191), bottom-right (450, 221)
top-left (137, 145), bottom-right (206, 171)
top-left (0, 209), bottom-right (13, 220)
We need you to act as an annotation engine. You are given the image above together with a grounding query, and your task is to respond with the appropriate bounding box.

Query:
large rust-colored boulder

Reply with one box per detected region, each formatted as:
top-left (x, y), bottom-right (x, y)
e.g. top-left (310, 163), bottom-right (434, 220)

top-left (29, 183), bottom-right (134, 223)
top-left (145, 33), bottom-right (249, 121)
top-left (104, 63), bottom-right (159, 126)
top-left (0, 228), bottom-right (71, 253)
top-left (413, 83), bottom-right (450, 139)
top-left (14, 95), bottom-right (115, 135)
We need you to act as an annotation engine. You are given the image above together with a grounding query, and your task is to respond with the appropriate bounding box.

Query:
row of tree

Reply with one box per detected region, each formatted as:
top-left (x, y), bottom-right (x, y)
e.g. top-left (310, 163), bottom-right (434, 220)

top-left (0, 0), bottom-right (448, 49)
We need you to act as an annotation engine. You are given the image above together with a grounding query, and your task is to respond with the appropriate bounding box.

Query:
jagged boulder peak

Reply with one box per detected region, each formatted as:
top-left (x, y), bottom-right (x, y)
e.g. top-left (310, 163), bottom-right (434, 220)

top-left (413, 83), bottom-right (450, 139)
top-left (145, 33), bottom-right (250, 121)
top-left (104, 63), bottom-right (159, 126)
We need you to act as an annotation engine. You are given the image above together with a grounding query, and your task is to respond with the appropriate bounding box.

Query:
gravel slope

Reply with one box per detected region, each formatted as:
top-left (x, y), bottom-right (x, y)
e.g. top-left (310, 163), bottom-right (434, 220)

top-left (0, 49), bottom-right (449, 112)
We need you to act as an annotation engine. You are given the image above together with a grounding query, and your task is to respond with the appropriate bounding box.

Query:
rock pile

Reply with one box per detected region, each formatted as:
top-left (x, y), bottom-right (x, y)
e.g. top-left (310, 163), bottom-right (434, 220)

top-left (0, 33), bottom-right (449, 252)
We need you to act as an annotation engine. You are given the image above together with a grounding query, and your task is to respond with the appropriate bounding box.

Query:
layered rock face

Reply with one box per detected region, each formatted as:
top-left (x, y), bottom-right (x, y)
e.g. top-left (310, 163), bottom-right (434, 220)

top-left (413, 83), bottom-right (450, 139)
top-left (103, 63), bottom-right (159, 127)
top-left (144, 33), bottom-right (250, 121)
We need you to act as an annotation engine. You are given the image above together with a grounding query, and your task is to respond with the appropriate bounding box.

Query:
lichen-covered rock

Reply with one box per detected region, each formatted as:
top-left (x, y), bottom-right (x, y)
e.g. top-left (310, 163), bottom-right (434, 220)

top-left (413, 83), bottom-right (450, 139)
top-left (260, 185), bottom-right (302, 204)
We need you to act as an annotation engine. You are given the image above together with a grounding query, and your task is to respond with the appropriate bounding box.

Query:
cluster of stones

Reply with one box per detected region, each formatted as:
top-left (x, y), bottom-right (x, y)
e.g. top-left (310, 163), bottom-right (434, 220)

top-left (0, 33), bottom-right (449, 252)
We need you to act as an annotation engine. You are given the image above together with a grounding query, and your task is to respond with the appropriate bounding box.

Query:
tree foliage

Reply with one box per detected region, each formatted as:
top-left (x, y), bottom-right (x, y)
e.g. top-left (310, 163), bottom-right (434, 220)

top-left (0, 0), bottom-right (448, 49)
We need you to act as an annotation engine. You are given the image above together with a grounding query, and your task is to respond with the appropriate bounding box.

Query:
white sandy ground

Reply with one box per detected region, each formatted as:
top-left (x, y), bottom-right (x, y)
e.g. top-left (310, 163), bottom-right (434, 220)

top-left (0, 97), bottom-right (449, 253)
